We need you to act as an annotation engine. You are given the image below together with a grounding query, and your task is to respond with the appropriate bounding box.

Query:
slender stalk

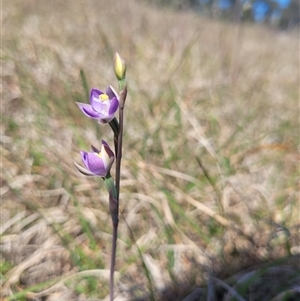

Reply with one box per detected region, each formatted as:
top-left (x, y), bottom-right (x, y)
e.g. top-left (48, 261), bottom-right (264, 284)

top-left (115, 86), bottom-right (127, 196)
top-left (109, 210), bottom-right (118, 301)
top-left (109, 84), bottom-right (127, 301)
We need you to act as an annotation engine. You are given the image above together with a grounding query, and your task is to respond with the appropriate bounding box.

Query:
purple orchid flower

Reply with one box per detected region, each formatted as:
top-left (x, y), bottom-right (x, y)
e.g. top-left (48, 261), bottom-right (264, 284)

top-left (74, 140), bottom-right (115, 177)
top-left (76, 86), bottom-right (119, 124)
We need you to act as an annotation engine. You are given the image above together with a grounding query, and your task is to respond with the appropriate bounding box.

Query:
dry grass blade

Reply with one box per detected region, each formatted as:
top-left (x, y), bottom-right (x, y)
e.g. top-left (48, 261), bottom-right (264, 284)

top-left (31, 269), bottom-right (120, 299)
top-left (2, 245), bottom-right (66, 296)
top-left (0, 211), bottom-right (27, 235)
top-left (166, 182), bottom-right (230, 228)
top-left (137, 161), bottom-right (202, 186)
top-left (142, 254), bottom-right (165, 290)
top-left (1, 175), bottom-right (45, 196)
top-left (175, 96), bottom-right (218, 160)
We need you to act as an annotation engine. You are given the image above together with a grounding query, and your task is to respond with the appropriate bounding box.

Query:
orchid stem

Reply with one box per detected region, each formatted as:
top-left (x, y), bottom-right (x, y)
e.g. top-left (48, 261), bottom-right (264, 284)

top-left (110, 83), bottom-right (127, 301)
top-left (115, 86), bottom-right (126, 196)
top-left (109, 216), bottom-right (118, 301)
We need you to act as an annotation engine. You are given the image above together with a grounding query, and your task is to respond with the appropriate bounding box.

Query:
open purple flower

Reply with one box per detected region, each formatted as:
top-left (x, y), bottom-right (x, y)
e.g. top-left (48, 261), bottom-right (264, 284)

top-left (76, 86), bottom-right (119, 124)
top-left (74, 140), bottom-right (115, 177)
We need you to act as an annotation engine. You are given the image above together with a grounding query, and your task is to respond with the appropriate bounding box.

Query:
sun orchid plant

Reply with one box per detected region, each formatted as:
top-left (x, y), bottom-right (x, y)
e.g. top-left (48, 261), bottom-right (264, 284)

top-left (74, 52), bottom-right (127, 301)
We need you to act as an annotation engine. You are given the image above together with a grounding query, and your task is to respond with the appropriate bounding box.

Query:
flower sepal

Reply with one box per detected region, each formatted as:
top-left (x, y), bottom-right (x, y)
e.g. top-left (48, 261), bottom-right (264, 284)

top-left (74, 161), bottom-right (96, 176)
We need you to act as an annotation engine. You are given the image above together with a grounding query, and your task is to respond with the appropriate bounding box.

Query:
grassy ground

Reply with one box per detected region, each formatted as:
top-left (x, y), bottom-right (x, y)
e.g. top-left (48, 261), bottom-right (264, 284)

top-left (1, 0), bottom-right (299, 300)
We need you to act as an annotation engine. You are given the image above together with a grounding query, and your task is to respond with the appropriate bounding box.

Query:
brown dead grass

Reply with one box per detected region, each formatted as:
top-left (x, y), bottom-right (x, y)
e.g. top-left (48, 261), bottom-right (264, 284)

top-left (1, 0), bottom-right (299, 300)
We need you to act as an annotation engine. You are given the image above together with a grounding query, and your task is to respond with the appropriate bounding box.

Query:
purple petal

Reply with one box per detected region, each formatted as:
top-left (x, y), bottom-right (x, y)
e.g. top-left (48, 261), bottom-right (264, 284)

top-left (106, 86), bottom-right (118, 100)
top-left (108, 97), bottom-right (119, 115)
top-left (90, 89), bottom-right (106, 113)
top-left (81, 151), bottom-right (106, 176)
top-left (76, 102), bottom-right (101, 119)
top-left (90, 88), bottom-right (102, 102)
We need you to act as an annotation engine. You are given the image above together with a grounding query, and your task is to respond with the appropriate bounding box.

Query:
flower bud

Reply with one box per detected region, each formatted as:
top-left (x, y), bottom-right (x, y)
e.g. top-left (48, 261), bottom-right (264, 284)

top-left (114, 52), bottom-right (126, 80)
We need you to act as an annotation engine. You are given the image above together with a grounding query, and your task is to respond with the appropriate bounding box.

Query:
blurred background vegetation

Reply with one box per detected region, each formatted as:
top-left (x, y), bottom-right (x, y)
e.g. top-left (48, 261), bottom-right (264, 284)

top-left (1, 0), bottom-right (299, 300)
top-left (144, 0), bottom-right (299, 29)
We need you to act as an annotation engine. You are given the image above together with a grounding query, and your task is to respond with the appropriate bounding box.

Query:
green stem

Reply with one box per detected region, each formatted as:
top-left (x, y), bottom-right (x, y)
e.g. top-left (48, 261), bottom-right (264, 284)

top-left (103, 174), bottom-right (118, 199)
top-left (118, 79), bottom-right (126, 91)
